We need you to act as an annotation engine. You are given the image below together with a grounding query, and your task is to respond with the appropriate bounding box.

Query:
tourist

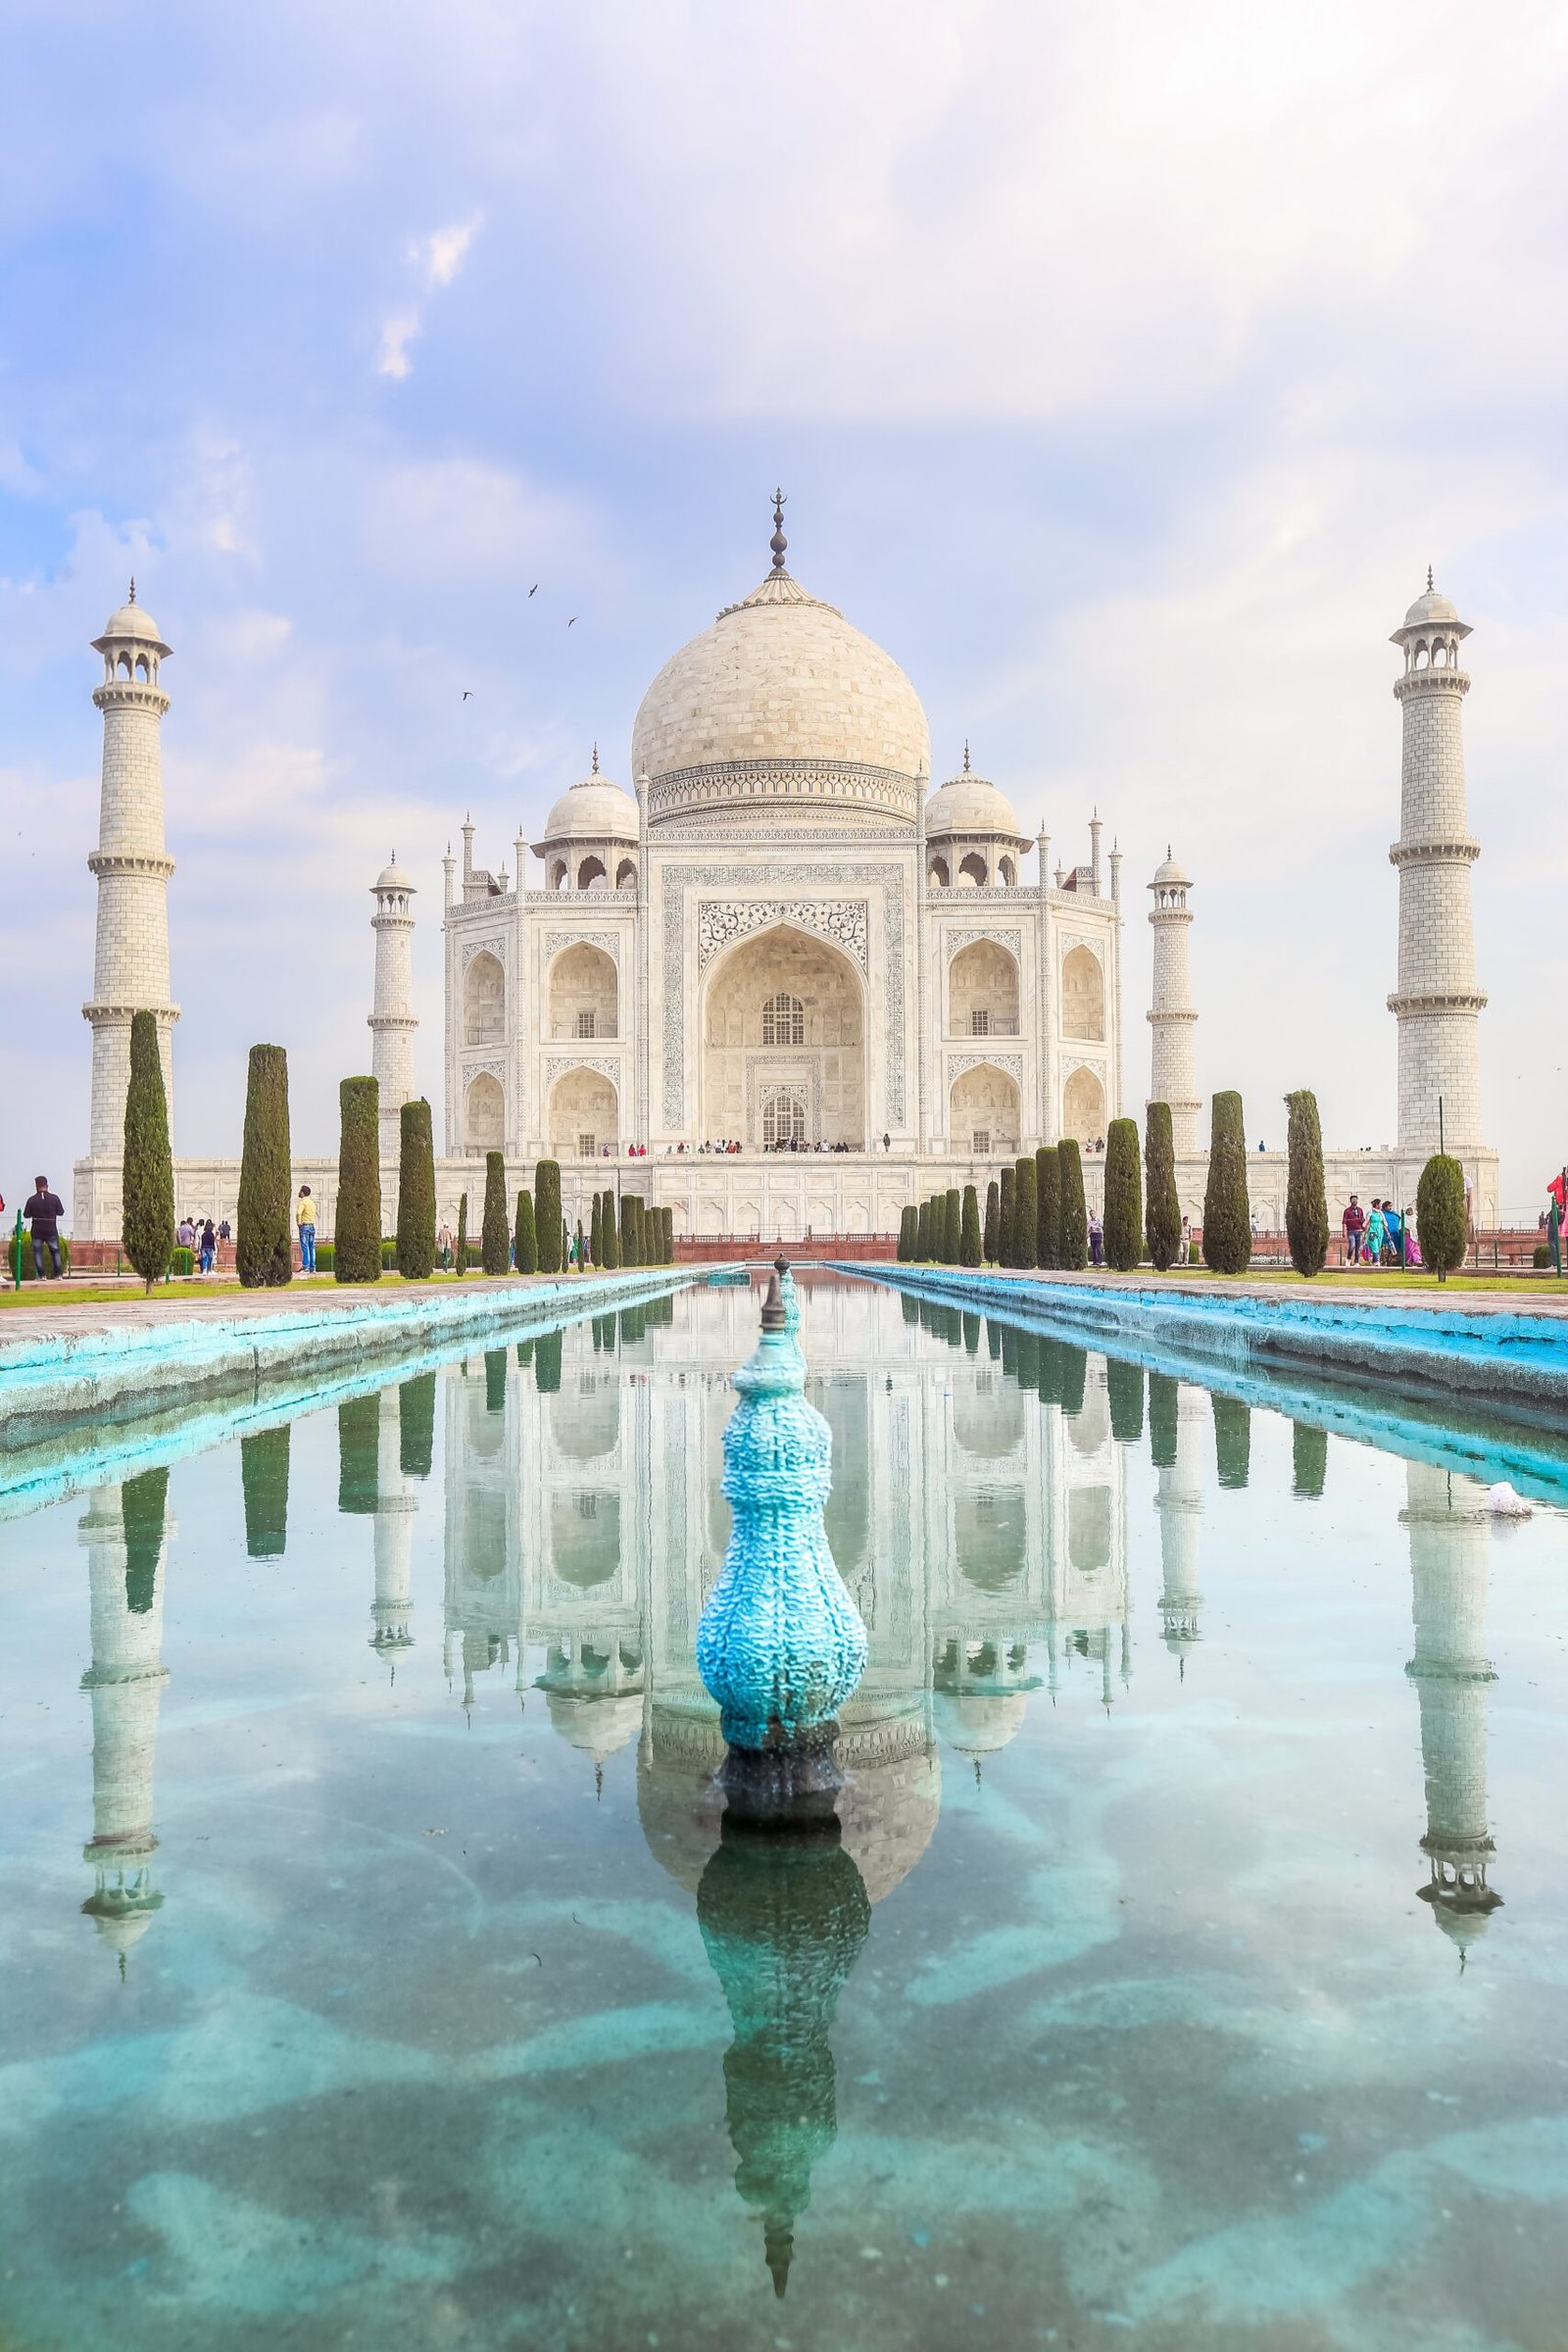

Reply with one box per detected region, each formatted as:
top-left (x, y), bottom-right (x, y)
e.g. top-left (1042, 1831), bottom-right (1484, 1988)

top-left (437, 1217), bottom-right (455, 1269)
top-left (1383, 1200), bottom-right (1405, 1264)
top-left (296, 1184), bottom-right (318, 1273)
top-left (199, 1217), bottom-right (217, 1274)
top-left (218, 1217), bottom-right (231, 1242)
top-left (1366, 1199), bottom-right (1387, 1264)
top-left (1342, 1195), bottom-right (1366, 1265)
top-left (23, 1176), bottom-right (65, 1280)
top-left (1088, 1208), bottom-right (1104, 1266)
top-left (177, 1215), bottom-right (195, 1251)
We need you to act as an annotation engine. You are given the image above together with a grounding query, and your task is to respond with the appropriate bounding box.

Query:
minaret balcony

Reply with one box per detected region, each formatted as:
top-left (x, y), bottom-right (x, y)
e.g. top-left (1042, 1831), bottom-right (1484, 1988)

top-left (1388, 837), bottom-right (1480, 868)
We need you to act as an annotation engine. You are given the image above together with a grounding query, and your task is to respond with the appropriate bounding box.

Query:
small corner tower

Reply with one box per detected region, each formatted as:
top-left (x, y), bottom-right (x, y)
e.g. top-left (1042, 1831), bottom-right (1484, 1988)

top-left (1147, 849), bottom-right (1200, 1154)
top-left (368, 852), bottom-right (418, 1156)
top-left (85, 584), bottom-right (178, 1158)
top-left (1389, 576), bottom-right (1485, 1155)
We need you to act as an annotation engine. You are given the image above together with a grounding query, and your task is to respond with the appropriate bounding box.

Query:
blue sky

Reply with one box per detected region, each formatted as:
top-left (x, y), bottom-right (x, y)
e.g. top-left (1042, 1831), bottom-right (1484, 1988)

top-left (3, 1), bottom-right (1565, 1211)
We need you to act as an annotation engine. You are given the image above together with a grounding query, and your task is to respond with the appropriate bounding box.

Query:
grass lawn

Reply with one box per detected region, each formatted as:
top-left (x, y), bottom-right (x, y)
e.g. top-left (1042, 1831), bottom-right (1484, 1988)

top-left (0, 1270), bottom-right (584, 1309)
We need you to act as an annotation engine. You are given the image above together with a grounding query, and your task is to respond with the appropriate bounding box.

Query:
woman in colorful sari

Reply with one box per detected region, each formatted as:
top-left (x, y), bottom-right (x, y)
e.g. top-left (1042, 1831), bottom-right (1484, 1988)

top-left (1365, 1200), bottom-right (1388, 1263)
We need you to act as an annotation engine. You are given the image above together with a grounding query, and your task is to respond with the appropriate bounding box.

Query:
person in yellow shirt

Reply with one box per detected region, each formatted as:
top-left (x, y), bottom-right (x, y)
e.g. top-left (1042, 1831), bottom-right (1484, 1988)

top-left (296, 1184), bottom-right (318, 1274)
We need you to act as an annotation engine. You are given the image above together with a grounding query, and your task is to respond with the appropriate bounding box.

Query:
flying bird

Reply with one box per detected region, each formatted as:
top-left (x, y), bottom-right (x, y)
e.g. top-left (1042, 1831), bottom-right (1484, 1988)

top-left (567, 615), bottom-right (577, 627)
top-left (462, 690), bottom-right (473, 701)
top-left (528, 584), bottom-right (538, 597)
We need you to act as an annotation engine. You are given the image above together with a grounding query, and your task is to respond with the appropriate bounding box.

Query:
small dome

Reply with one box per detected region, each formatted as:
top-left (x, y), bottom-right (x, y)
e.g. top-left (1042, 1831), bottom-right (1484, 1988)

top-left (925, 756), bottom-right (1025, 842)
top-left (1403, 585), bottom-right (1461, 629)
top-left (933, 1689), bottom-right (1030, 1757)
top-left (1151, 848), bottom-right (1192, 889)
top-left (373, 855), bottom-right (415, 893)
top-left (537, 761), bottom-right (640, 848)
top-left (92, 591), bottom-right (171, 658)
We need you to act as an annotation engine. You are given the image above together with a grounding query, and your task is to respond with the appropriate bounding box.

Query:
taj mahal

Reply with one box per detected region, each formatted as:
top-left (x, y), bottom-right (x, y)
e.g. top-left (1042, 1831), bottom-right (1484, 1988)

top-left (72, 502), bottom-right (1499, 1241)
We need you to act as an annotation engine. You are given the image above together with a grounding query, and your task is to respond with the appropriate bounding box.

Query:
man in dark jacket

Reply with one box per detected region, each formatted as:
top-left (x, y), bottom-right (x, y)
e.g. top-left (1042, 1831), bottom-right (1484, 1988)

top-left (24, 1176), bottom-right (65, 1278)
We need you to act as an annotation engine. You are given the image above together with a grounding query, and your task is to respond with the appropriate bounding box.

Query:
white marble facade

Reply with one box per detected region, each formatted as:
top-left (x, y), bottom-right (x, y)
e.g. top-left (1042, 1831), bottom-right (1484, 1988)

top-left (442, 523), bottom-right (1122, 1222)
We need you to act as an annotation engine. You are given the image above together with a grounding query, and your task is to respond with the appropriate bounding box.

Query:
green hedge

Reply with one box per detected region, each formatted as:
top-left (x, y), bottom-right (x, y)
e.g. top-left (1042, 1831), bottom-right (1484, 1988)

top-left (8, 1233), bottom-right (73, 1281)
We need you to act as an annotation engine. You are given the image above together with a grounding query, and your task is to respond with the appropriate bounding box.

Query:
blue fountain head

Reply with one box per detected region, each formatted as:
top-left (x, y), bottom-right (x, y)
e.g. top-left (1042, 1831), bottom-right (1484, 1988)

top-left (773, 1255), bottom-right (802, 1337)
top-left (697, 1274), bottom-right (867, 1759)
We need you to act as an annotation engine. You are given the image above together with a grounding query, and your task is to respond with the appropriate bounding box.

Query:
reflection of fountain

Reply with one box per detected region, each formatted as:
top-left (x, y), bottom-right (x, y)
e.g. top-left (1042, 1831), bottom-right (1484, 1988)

top-left (696, 1810), bottom-right (870, 2296)
top-left (1154, 1381), bottom-right (1206, 1665)
top-left (1404, 1464), bottom-right (1502, 1951)
top-left (697, 1272), bottom-right (867, 1812)
top-left (79, 1472), bottom-right (172, 1972)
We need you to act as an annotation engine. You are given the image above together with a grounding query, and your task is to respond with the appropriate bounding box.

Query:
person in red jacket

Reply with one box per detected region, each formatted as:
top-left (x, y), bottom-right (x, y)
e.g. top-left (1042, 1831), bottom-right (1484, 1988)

top-left (1342, 1195), bottom-right (1366, 1266)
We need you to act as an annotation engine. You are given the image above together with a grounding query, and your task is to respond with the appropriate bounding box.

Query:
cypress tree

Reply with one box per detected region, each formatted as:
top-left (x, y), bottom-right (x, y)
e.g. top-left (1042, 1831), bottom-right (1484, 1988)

top-left (898, 1205), bottom-right (917, 1261)
top-left (455, 1189), bottom-right (468, 1276)
top-left (1012, 1156), bottom-right (1038, 1269)
top-left (1284, 1090), bottom-right (1329, 1278)
top-left (619, 1194), bottom-right (635, 1266)
top-left (589, 1193), bottom-right (603, 1265)
top-left (574, 1216), bottom-right (586, 1268)
top-left (1102, 1117), bottom-right (1144, 1271)
top-left (662, 1206), bottom-right (674, 1263)
top-left (944, 1187), bottom-right (961, 1264)
top-left (481, 1151), bottom-right (511, 1275)
top-left (1202, 1091), bottom-right (1251, 1275)
top-left (335, 1076), bottom-right (382, 1282)
top-left (122, 1009), bottom-right (175, 1294)
top-left (514, 1188), bottom-right (538, 1274)
top-left (395, 1098), bottom-right (436, 1280)
top-left (1416, 1153), bottom-right (1467, 1281)
top-left (1036, 1145), bottom-right (1060, 1271)
top-left (960, 1183), bottom-right (982, 1267)
top-left (535, 1159), bottom-right (563, 1274)
top-left (1149, 1371), bottom-right (1180, 1468)
top-left (1057, 1140), bottom-right (1088, 1270)
top-left (1145, 1102), bottom-right (1182, 1273)
top-left (983, 1180), bottom-right (1000, 1265)
top-left (1106, 1356), bottom-right (1145, 1443)
top-left (399, 1372), bottom-right (436, 1479)
top-left (240, 1427), bottom-right (290, 1558)
top-left (601, 1189), bottom-right (619, 1268)
top-left (635, 1198), bottom-right (649, 1266)
top-left (999, 1165), bottom-right (1016, 1265)
top-left (236, 1043), bottom-right (292, 1287)
top-left (1293, 1421), bottom-right (1328, 1498)
top-left (914, 1198), bottom-right (930, 1259)
top-left (1213, 1394), bottom-right (1251, 1488)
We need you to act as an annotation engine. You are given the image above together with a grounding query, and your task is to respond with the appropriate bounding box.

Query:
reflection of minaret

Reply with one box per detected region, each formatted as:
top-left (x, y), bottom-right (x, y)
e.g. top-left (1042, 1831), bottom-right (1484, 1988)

top-left (1155, 1382), bottom-right (1206, 1664)
top-left (697, 1814), bottom-right (870, 2297)
top-left (370, 1385), bottom-right (419, 1670)
top-left (79, 1472), bottom-right (172, 1972)
top-left (1404, 1463), bottom-right (1501, 1950)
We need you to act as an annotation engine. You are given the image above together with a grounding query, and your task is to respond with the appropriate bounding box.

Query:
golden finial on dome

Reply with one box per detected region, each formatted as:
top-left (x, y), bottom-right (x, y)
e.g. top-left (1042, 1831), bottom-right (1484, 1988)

top-left (591, 742), bottom-right (599, 774)
top-left (769, 489), bottom-right (788, 572)
top-left (1427, 564), bottom-right (1435, 592)
top-left (962, 740), bottom-right (971, 773)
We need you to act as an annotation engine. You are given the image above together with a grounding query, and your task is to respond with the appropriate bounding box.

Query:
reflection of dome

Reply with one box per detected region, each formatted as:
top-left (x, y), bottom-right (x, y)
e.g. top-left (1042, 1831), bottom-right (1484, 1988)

top-left (631, 551), bottom-right (930, 829)
top-left (637, 1691), bottom-right (940, 1905)
top-left (934, 1690), bottom-right (1028, 1758)
top-left (538, 765), bottom-right (640, 847)
top-left (925, 765), bottom-right (1026, 843)
top-left (542, 1689), bottom-right (643, 1763)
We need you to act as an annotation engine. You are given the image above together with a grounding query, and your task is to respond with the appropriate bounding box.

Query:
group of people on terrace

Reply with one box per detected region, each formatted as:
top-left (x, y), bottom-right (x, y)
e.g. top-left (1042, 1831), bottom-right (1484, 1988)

top-left (1342, 1194), bottom-right (1419, 1267)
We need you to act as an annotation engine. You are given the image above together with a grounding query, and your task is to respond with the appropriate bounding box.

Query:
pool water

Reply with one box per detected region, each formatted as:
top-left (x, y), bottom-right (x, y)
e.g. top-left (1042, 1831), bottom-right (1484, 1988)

top-left (1, 1272), bottom-right (1566, 2351)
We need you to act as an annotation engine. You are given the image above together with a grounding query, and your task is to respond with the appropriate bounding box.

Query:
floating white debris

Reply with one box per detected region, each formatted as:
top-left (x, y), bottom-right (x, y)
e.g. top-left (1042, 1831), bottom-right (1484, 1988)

top-left (1486, 1482), bottom-right (1533, 1518)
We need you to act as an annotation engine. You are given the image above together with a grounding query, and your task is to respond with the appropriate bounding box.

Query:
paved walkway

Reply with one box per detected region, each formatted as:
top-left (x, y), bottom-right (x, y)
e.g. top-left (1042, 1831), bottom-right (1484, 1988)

top-left (942, 1267), bottom-right (1568, 1319)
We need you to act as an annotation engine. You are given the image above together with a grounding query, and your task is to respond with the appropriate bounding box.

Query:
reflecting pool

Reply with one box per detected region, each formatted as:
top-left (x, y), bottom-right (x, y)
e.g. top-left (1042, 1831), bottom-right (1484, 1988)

top-left (1, 1273), bottom-right (1566, 2350)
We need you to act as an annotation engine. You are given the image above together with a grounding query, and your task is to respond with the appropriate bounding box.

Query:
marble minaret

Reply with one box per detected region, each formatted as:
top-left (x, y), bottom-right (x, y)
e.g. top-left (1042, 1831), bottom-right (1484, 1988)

top-left (84, 586), bottom-right (177, 1156)
top-left (1147, 850), bottom-right (1200, 1153)
top-left (1403, 1462), bottom-right (1501, 1947)
top-left (368, 855), bottom-right (418, 1155)
top-left (1389, 578), bottom-right (1485, 1154)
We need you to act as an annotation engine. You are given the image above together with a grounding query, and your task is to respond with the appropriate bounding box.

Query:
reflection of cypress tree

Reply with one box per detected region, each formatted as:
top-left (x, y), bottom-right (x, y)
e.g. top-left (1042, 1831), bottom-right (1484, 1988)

top-left (398, 1373), bottom-right (436, 1479)
top-left (901, 1291), bottom-right (920, 1328)
top-left (240, 1427), bottom-right (290, 1557)
top-left (535, 1327), bottom-right (563, 1394)
top-left (986, 1319), bottom-right (1002, 1361)
top-left (1292, 1421), bottom-right (1328, 1498)
top-left (515, 1336), bottom-right (535, 1368)
top-left (942, 1304), bottom-right (965, 1348)
top-left (1037, 1338), bottom-right (1066, 1406)
top-left (1013, 1328), bottom-right (1040, 1390)
top-left (647, 1292), bottom-right (675, 1328)
top-left (619, 1304), bottom-right (647, 1347)
top-left (1106, 1356), bottom-right (1145, 1444)
top-left (337, 1393), bottom-right (380, 1514)
top-left (484, 1348), bottom-right (507, 1414)
top-left (697, 1815), bottom-right (870, 2299)
top-left (961, 1311), bottom-right (981, 1355)
top-left (1213, 1395), bottom-right (1251, 1489)
top-left (999, 1322), bottom-right (1018, 1379)
top-left (1149, 1371), bottom-right (1180, 1468)
top-left (1060, 1346), bottom-right (1088, 1417)
top-left (122, 1466), bottom-right (170, 1613)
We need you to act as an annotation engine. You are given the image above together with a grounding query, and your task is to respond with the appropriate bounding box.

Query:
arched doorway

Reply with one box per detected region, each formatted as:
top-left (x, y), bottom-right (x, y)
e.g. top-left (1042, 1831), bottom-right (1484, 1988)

top-left (702, 924), bottom-right (865, 1149)
top-left (949, 940), bottom-right (1019, 1037)
top-left (465, 1072), bottom-right (505, 1152)
top-left (548, 1066), bottom-right (618, 1159)
top-left (465, 952), bottom-right (505, 1045)
top-left (1062, 1064), bottom-right (1105, 1146)
top-left (548, 944), bottom-right (617, 1041)
top-left (950, 1062), bottom-right (1019, 1157)
top-left (1061, 945), bottom-right (1104, 1040)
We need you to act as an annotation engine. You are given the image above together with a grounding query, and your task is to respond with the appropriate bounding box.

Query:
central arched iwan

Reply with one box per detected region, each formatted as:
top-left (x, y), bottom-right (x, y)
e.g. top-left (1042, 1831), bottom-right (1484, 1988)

top-left (701, 923), bottom-right (865, 1149)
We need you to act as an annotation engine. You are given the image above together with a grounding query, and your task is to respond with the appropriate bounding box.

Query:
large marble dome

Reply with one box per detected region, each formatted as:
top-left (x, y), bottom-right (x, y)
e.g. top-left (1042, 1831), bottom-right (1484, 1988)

top-left (630, 540), bottom-right (931, 834)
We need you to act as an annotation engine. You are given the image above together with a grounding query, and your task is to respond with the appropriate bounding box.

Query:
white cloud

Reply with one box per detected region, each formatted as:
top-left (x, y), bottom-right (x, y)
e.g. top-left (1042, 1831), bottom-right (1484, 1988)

top-left (413, 213), bottom-right (483, 289)
top-left (376, 309), bottom-right (420, 379)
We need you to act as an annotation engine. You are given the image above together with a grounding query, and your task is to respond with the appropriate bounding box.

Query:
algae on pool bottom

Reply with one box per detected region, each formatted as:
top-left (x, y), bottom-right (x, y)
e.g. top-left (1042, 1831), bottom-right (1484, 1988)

top-left (0, 1272), bottom-right (1564, 2351)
